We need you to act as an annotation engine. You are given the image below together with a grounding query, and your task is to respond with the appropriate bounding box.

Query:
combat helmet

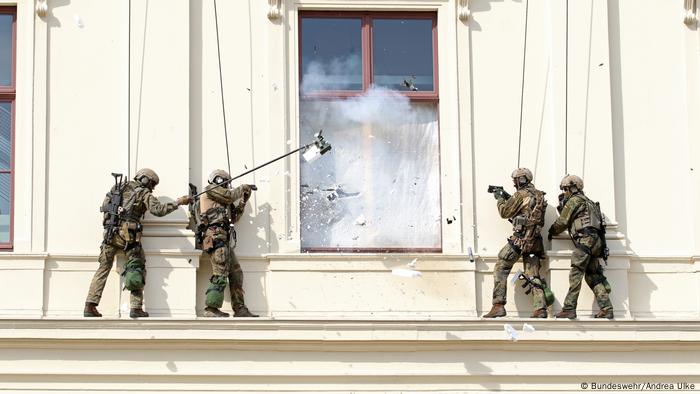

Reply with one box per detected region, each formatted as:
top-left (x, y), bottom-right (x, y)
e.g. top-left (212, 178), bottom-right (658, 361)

top-left (559, 174), bottom-right (584, 191)
top-left (208, 169), bottom-right (231, 185)
top-left (134, 168), bottom-right (159, 187)
top-left (511, 167), bottom-right (533, 189)
top-left (511, 167), bottom-right (533, 182)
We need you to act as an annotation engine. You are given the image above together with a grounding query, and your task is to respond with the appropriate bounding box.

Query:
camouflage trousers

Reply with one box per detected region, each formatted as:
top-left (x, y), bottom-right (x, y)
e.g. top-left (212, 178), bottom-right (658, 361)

top-left (86, 236), bottom-right (146, 309)
top-left (204, 227), bottom-right (246, 309)
top-left (562, 235), bottom-right (612, 312)
top-left (492, 242), bottom-right (546, 310)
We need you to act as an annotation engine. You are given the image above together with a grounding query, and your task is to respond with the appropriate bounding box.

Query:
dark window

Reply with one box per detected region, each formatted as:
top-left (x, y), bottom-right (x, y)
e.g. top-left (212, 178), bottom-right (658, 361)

top-left (373, 18), bottom-right (435, 92)
top-left (299, 12), bottom-right (440, 253)
top-left (0, 7), bottom-right (15, 248)
top-left (301, 17), bottom-right (363, 91)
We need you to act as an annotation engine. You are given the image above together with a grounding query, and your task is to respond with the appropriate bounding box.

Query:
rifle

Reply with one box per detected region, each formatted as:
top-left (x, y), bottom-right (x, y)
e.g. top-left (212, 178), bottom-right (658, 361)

top-left (100, 173), bottom-right (124, 245)
top-left (487, 185), bottom-right (511, 200)
top-left (597, 201), bottom-right (610, 264)
top-left (512, 269), bottom-right (555, 306)
top-left (187, 183), bottom-right (205, 250)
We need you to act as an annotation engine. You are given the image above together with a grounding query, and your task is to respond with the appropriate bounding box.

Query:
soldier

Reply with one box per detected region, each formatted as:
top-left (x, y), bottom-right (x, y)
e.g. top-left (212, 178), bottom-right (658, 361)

top-left (84, 168), bottom-right (192, 318)
top-left (483, 168), bottom-right (550, 318)
top-left (548, 175), bottom-right (613, 319)
top-left (200, 169), bottom-right (258, 318)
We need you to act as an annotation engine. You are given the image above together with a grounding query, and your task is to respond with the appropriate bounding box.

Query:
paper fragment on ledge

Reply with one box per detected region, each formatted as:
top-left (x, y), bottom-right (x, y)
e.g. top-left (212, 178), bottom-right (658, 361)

top-left (354, 214), bottom-right (366, 226)
top-left (503, 324), bottom-right (519, 341)
top-left (392, 268), bottom-right (422, 278)
top-left (407, 258), bottom-right (417, 268)
top-left (522, 323), bottom-right (535, 333)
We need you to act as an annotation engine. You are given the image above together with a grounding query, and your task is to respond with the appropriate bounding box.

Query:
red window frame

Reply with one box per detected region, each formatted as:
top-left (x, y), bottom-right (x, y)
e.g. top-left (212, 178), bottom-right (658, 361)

top-left (299, 11), bottom-right (439, 101)
top-left (0, 6), bottom-right (16, 250)
top-left (298, 11), bottom-right (442, 253)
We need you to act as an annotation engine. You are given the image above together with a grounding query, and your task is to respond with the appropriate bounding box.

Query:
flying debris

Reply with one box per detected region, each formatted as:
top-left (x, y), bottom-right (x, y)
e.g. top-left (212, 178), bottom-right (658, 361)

top-left (408, 258), bottom-right (417, 268)
top-left (354, 214), bottom-right (367, 226)
top-left (402, 75), bottom-right (419, 91)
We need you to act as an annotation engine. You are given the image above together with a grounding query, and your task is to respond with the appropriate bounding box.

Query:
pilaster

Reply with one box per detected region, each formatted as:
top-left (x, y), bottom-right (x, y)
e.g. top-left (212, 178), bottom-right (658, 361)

top-left (128, 0), bottom-right (198, 317)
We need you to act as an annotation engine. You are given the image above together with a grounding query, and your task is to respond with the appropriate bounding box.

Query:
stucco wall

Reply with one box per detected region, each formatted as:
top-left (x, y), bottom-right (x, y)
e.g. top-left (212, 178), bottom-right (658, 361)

top-left (0, 0), bottom-right (698, 390)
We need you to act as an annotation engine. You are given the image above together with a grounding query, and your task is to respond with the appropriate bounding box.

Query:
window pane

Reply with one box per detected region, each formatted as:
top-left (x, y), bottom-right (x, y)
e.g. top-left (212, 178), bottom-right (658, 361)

top-left (0, 173), bottom-right (9, 243)
top-left (0, 102), bottom-right (10, 170)
top-left (300, 99), bottom-right (441, 250)
top-left (301, 18), bottom-right (362, 91)
top-left (0, 14), bottom-right (12, 86)
top-left (372, 18), bottom-right (434, 92)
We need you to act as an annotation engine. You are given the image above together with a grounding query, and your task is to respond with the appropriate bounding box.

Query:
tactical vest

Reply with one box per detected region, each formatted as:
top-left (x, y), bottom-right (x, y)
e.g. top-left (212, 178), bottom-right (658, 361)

top-left (118, 181), bottom-right (150, 222)
top-left (510, 187), bottom-right (547, 253)
top-left (199, 186), bottom-right (231, 227)
top-left (571, 194), bottom-right (603, 234)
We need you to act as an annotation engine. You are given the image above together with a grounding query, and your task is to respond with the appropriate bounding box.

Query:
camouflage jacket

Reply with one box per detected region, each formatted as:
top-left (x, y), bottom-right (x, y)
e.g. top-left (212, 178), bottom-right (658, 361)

top-left (549, 193), bottom-right (590, 236)
top-left (497, 183), bottom-right (546, 253)
top-left (549, 192), bottom-right (605, 256)
top-left (103, 180), bottom-right (179, 223)
top-left (199, 183), bottom-right (250, 226)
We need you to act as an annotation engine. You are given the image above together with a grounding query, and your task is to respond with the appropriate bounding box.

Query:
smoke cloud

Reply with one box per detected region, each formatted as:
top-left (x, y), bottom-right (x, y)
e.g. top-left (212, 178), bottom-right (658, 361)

top-left (299, 57), bottom-right (440, 250)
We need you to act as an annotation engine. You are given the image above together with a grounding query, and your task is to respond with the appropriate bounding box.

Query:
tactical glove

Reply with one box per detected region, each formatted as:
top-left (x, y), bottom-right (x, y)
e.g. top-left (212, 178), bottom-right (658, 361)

top-left (241, 184), bottom-right (257, 199)
top-left (176, 195), bottom-right (193, 206)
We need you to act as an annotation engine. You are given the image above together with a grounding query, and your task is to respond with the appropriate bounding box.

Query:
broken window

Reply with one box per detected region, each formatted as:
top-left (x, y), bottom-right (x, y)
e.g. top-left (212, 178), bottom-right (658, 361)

top-left (299, 12), bottom-right (440, 252)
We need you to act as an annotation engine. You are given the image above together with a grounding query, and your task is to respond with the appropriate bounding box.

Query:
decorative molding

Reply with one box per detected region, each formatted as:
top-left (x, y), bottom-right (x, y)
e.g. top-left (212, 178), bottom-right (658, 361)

top-left (458, 0), bottom-right (470, 21)
top-left (268, 0), bottom-right (282, 20)
top-left (685, 0), bottom-right (698, 24)
top-left (35, 0), bottom-right (48, 18)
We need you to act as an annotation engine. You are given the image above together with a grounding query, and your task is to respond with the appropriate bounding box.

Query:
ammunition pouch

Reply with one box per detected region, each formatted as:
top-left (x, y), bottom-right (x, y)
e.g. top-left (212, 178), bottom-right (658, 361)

top-left (512, 215), bottom-right (527, 235)
top-left (205, 275), bottom-right (228, 308)
top-left (122, 258), bottom-right (145, 291)
top-left (507, 238), bottom-right (522, 255)
top-left (118, 221), bottom-right (143, 245)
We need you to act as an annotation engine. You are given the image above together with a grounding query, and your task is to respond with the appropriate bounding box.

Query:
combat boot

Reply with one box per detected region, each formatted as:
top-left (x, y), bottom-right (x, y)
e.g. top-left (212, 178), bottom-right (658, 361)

top-left (555, 309), bottom-right (577, 319)
top-left (482, 304), bottom-right (506, 318)
top-left (530, 308), bottom-right (548, 318)
top-left (129, 307), bottom-right (149, 318)
top-left (233, 305), bottom-right (259, 318)
top-left (203, 307), bottom-right (230, 318)
top-left (594, 309), bottom-right (614, 319)
top-left (83, 302), bottom-right (102, 318)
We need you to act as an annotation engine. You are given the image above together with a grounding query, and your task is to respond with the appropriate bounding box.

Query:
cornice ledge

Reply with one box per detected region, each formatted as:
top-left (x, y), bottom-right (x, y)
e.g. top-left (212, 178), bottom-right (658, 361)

top-left (2, 319), bottom-right (700, 348)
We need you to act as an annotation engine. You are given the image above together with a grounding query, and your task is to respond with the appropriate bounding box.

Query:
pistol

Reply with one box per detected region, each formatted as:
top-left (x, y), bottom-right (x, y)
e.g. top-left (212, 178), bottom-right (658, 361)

top-left (487, 185), bottom-right (511, 200)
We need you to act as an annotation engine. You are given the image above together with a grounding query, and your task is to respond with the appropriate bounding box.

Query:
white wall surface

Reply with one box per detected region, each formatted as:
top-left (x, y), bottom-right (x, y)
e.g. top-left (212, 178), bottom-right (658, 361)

top-left (0, 0), bottom-right (699, 389)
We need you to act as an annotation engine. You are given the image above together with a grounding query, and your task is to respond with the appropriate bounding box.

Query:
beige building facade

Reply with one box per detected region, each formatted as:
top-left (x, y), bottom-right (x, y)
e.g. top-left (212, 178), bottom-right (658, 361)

top-left (0, 0), bottom-right (698, 391)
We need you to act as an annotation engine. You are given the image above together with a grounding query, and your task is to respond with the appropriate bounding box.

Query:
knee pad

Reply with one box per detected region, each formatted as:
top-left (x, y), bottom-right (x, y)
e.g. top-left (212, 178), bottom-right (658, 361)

top-left (123, 258), bottom-right (145, 291)
top-left (205, 275), bottom-right (228, 308)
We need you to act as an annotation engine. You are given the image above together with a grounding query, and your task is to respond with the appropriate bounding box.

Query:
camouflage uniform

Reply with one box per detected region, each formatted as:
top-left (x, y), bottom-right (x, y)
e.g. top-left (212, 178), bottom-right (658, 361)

top-left (85, 170), bottom-right (187, 318)
top-left (490, 183), bottom-right (548, 315)
top-left (549, 192), bottom-right (612, 317)
top-left (200, 181), bottom-right (255, 316)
